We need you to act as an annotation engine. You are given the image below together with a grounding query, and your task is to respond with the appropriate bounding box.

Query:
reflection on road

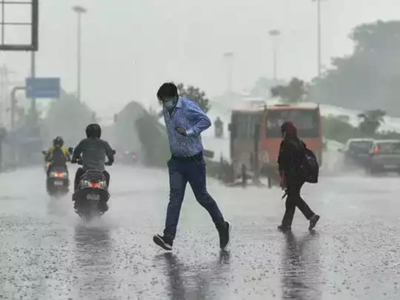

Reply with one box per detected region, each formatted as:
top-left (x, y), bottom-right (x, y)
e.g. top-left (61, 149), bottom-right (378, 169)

top-left (281, 231), bottom-right (322, 300)
top-left (157, 250), bottom-right (231, 300)
top-left (73, 224), bottom-right (115, 299)
top-left (1, 167), bottom-right (400, 299)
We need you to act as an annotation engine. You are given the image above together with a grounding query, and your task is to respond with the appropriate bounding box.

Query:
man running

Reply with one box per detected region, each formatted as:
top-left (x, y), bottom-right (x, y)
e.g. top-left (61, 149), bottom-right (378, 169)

top-left (153, 82), bottom-right (231, 251)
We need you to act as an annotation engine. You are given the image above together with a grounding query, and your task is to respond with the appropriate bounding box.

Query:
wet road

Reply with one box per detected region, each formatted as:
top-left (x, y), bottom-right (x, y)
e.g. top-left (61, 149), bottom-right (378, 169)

top-left (0, 166), bottom-right (399, 300)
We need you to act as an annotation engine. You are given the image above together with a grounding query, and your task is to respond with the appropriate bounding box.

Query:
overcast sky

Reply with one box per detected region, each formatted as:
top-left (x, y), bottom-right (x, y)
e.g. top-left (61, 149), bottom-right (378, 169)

top-left (1, 0), bottom-right (400, 117)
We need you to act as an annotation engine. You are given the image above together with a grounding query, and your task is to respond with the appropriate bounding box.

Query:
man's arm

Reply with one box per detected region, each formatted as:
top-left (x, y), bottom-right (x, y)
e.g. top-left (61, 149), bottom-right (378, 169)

top-left (105, 141), bottom-right (114, 164)
top-left (62, 147), bottom-right (71, 161)
top-left (45, 147), bottom-right (53, 161)
top-left (185, 101), bottom-right (211, 137)
top-left (72, 141), bottom-right (84, 160)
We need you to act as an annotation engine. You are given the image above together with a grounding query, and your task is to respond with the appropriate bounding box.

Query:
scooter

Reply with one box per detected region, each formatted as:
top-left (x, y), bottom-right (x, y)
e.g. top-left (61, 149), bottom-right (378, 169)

top-left (70, 148), bottom-right (115, 220)
top-left (42, 150), bottom-right (70, 197)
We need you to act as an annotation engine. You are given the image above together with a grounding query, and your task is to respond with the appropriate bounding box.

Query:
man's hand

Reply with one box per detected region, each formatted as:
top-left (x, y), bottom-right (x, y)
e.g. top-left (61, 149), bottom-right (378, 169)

top-left (176, 127), bottom-right (187, 136)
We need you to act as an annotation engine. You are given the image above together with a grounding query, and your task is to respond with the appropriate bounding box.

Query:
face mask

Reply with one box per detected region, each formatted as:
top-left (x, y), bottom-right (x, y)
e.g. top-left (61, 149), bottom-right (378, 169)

top-left (164, 100), bottom-right (175, 109)
top-left (164, 97), bottom-right (177, 110)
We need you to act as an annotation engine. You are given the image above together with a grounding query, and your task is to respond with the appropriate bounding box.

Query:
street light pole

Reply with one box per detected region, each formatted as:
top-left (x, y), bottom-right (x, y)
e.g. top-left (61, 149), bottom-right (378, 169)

top-left (31, 51), bottom-right (36, 114)
top-left (73, 5), bottom-right (87, 102)
top-left (269, 30), bottom-right (281, 83)
top-left (313, 0), bottom-right (327, 77)
top-left (317, 0), bottom-right (321, 77)
top-left (0, 65), bottom-right (15, 125)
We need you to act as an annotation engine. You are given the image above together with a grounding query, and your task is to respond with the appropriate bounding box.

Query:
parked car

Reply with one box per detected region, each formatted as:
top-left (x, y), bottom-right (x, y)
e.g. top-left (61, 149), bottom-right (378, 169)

top-left (367, 140), bottom-right (400, 175)
top-left (340, 138), bottom-right (374, 168)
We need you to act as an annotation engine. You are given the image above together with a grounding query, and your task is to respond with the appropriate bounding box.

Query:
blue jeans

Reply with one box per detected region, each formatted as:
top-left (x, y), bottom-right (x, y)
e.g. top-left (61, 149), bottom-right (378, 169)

top-left (163, 156), bottom-right (225, 240)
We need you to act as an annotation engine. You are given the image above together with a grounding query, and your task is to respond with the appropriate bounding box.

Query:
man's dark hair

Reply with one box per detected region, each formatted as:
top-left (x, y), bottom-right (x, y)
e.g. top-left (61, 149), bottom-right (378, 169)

top-left (157, 82), bottom-right (178, 101)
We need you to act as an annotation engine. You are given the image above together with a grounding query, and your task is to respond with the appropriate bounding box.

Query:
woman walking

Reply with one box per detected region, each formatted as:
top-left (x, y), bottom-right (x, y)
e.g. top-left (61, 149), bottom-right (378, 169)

top-left (277, 121), bottom-right (320, 231)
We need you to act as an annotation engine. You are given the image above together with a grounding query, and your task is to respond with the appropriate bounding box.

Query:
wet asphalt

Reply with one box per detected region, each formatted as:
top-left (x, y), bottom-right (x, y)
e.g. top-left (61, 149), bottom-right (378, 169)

top-left (0, 166), bottom-right (399, 300)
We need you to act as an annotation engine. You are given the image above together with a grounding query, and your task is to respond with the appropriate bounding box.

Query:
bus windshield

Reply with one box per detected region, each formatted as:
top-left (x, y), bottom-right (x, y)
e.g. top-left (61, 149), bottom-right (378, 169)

top-left (266, 109), bottom-right (320, 138)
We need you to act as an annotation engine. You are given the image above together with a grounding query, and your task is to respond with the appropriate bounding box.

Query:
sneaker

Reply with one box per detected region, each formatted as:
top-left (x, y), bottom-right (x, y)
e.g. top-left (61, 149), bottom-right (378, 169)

top-left (309, 215), bottom-right (320, 230)
top-left (277, 225), bottom-right (291, 231)
top-left (153, 234), bottom-right (173, 251)
top-left (218, 221), bottom-right (231, 250)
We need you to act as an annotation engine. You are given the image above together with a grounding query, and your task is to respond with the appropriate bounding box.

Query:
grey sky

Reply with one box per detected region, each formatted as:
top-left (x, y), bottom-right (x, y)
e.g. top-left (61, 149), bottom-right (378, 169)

top-left (1, 0), bottom-right (400, 118)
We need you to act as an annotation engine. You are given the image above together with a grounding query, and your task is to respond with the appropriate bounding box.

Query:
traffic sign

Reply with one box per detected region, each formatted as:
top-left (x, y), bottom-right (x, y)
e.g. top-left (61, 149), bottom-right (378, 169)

top-left (26, 78), bottom-right (60, 99)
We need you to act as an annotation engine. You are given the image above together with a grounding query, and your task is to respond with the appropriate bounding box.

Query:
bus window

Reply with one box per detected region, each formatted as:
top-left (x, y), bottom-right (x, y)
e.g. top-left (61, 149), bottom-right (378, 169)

top-left (237, 115), bottom-right (248, 138)
top-left (266, 109), bottom-right (320, 138)
top-left (233, 114), bottom-right (262, 139)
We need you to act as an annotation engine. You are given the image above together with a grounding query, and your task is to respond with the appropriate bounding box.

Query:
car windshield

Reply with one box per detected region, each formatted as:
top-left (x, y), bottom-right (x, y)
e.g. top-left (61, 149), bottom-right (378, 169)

top-left (349, 141), bottom-right (373, 153)
top-left (376, 142), bottom-right (400, 154)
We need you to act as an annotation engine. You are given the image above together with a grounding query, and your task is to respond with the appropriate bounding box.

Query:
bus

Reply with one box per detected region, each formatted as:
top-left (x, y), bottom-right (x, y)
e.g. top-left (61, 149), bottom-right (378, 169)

top-left (229, 104), bottom-right (322, 187)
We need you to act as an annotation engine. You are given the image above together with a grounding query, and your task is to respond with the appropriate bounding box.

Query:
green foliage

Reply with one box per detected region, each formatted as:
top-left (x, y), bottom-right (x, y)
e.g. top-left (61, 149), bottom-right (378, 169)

top-left (43, 91), bottom-right (94, 146)
top-left (135, 112), bottom-right (170, 167)
top-left (112, 102), bottom-right (142, 153)
top-left (177, 83), bottom-right (211, 113)
top-left (358, 109), bottom-right (386, 135)
top-left (271, 78), bottom-right (307, 103)
top-left (310, 21), bottom-right (400, 115)
top-left (322, 114), bottom-right (400, 143)
top-left (113, 101), bottom-right (170, 168)
top-left (322, 115), bottom-right (362, 143)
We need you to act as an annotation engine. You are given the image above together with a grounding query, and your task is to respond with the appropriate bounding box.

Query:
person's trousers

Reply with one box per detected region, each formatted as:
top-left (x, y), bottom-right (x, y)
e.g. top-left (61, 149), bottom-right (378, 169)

top-left (74, 168), bottom-right (110, 191)
top-left (163, 155), bottom-right (225, 240)
top-left (282, 180), bottom-right (315, 227)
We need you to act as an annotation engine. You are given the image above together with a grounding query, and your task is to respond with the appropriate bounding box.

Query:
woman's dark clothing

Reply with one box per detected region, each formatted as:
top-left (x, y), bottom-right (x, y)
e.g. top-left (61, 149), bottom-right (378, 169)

top-left (281, 180), bottom-right (314, 226)
top-left (278, 137), bottom-right (305, 181)
top-left (278, 136), bottom-right (315, 226)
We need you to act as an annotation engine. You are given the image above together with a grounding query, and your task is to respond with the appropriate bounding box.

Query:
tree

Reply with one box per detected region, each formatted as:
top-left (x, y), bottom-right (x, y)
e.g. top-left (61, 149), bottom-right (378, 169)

top-left (113, 101), bottom-right (170, 168)
top-left (358, 109), bottom-right (386, 135)
top-left (43, 90), bottom-right (94, 146)
top-left (309, 21), bottom-right (400, 115)
top-left (136, 112), bottom-right (170, 167)
top-left (270, 77), bottom-right (307, 103)
top-left (177, 83), bottom-right (211, 113)
top-left (322, 115), bottom-right (362, 143)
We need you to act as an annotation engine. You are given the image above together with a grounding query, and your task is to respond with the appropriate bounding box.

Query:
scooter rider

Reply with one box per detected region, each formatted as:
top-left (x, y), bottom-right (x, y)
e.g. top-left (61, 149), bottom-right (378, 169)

top-left (214, 117), bottom-right (224, 138)
top-left (45, 136), bottom-right (70, 175)
top-left (71, 124), bottom-right (114, 200)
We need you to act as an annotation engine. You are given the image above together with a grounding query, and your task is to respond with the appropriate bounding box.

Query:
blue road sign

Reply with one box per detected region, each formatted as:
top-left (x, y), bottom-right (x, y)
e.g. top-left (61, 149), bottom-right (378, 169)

top-left (26, 78), bottom-right (60, 99)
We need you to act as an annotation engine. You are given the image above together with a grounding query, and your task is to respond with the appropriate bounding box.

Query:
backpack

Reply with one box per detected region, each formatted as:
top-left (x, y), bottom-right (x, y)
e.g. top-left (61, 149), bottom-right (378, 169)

top-left (300, 145), bottom-right (319, 184)
top-left (51, 147), bottom-right (68, 166)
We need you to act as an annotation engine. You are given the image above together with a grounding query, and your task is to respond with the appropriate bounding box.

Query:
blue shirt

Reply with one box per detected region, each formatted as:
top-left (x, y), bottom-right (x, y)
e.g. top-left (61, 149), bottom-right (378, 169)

top-left (163, 97), bottom-right (211, 157)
